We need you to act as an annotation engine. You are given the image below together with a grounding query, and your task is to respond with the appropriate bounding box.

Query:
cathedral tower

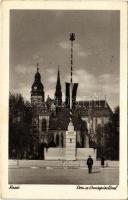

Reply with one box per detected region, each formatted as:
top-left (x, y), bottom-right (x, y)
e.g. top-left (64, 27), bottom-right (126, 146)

top-left (54, 67), bottom-right (62, 106)
top-left (31, 64), bottom-right (45, 106)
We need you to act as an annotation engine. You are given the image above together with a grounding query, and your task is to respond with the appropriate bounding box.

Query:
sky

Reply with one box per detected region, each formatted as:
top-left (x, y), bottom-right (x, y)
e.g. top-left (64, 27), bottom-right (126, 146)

top-left (10, 10), bottom-right (120, 110)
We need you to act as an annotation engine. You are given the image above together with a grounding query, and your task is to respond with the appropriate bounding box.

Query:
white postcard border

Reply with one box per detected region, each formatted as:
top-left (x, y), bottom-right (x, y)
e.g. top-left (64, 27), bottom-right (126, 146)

top-left (0, 1), bottom-right (127, 199)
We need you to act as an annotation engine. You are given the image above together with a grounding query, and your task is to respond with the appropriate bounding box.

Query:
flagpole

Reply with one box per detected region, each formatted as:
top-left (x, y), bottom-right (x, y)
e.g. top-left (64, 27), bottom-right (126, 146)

top-left (69, 33), bottom-right (75, 115)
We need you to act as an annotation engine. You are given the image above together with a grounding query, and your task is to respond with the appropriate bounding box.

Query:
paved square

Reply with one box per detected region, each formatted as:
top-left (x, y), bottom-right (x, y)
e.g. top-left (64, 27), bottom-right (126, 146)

top-left (9, 167), bottom-right (119, 185)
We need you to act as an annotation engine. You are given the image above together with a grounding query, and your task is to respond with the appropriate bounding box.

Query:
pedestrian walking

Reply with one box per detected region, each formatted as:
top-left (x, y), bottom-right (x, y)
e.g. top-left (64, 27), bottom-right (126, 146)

top-left (101, 156), bottom-right (105, 167)
top-left (87, 155), bottom-right (93, 173)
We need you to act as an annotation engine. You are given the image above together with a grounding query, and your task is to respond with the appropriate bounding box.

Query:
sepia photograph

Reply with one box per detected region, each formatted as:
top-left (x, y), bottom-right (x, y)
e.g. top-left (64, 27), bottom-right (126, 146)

top-left (9, 9), bottom-right (119, 185)
top-left (0, 1), bottom-right (127, 199)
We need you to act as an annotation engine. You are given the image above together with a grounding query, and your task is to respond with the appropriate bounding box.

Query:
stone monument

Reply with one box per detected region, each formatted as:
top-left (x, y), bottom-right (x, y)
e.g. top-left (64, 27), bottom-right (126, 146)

top-left (64, 119), bottom-right (76, 160)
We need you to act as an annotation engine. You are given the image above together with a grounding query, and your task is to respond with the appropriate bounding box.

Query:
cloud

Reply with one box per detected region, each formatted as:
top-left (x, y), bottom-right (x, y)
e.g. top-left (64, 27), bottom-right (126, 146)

top-left (59, 41), bottom-right (91, 58)
top-left (77, 51), bottom-right (91, 57)
top-left (44, 68), bottom-right (57, 84)
top-left (59, 42), bottom-right (70, 49)
top-left (67, 69), bottom-right (119, 103)
top-left (98, 74), bottom-right (119, 95)
top-left (45, 68), bottom-right (56, 74)
top-left (73, 69), bottom-right (97, 94)
top-left (48, 77), bottom-right (57, 84)
top-left (11, 86), bottom-right (30, 102)
top-left (77, 51), bottom-right (87, 57)
top-left (32, 54), bottom-right (40, 60)
top-left (59, 41), bottom-right (80, 51)
top-left (15, 64), bottom-right (34, 74)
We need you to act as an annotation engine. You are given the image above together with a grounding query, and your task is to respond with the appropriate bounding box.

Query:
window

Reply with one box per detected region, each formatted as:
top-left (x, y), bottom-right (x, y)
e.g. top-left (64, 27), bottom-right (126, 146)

top-left (42, 119), bottom-right (46, 131)
top-left (56, 134), bottom-right (59, 146)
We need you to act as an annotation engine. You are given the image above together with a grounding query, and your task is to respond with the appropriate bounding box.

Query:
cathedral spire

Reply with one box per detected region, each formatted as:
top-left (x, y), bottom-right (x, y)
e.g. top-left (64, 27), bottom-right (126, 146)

top-left (55, 66), bottom-right (62, 106)
top-left (57, 66), bottom-right (60, 86)
top-left (37, 63), bottom-right (39, 72)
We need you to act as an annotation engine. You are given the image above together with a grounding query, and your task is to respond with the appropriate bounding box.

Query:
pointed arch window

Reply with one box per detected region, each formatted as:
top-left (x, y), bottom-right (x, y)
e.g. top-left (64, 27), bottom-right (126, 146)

top-left (56, 134), bottom-right (59, 147)
top-left (42, 119), bottom-right (46, 131)
top-left (61, 133), bottom-right (63, 147)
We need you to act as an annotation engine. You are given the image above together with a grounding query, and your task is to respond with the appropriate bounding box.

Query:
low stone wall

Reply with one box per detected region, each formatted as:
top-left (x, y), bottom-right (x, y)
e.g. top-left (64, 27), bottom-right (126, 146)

top-left (45, 148), bottom-right (96, 160)
top-left (9, 160), bottom-right (63, 167)
top-left (9, 159), bottom-right (119, 168)
top-left (76, 148), bottom-right (96, 160)
top-left (45, 148), bottom-right (65, 160)
top-left (9, 159), bottom-right (18, 166)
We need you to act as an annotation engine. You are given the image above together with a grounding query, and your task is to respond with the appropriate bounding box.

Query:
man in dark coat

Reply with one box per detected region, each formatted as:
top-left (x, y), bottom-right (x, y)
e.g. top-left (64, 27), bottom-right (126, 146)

top-left (101, 156), bottom-right (105, 167)
top-left (87, 155), bottom-right (93, 173)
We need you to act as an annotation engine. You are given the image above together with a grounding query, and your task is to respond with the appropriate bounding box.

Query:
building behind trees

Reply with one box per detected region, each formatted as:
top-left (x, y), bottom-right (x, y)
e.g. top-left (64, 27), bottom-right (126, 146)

top-left (9, 67), bottom-right (119, 160)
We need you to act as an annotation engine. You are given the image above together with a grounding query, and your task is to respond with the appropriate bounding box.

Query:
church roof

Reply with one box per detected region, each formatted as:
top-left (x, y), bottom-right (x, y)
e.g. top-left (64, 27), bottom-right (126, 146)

top-left (76, 100), bottom-right (113, 117)
top-left (49, 109), bottom-right (85, 131)
top-left (48, 100), bottom-right (112, 131)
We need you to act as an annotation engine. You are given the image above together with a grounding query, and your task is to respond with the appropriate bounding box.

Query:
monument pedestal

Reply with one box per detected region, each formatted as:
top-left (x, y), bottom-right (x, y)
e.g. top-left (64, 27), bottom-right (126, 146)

top-left (64, 120), bottom-right (76, 160)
